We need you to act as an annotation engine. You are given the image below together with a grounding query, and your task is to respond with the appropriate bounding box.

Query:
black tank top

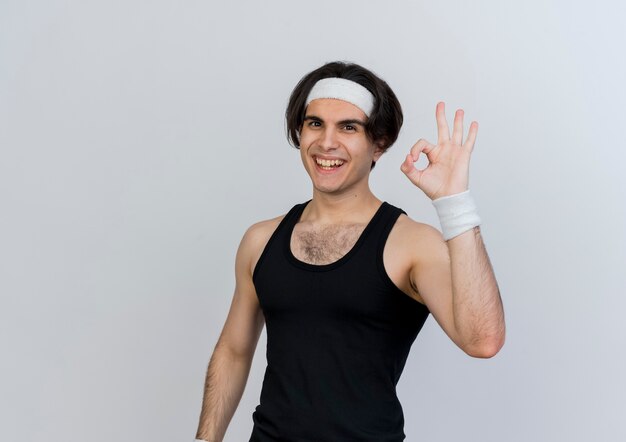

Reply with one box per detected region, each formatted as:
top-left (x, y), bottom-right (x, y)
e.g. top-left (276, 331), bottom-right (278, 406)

top-left (249, 201), bottom-right (430, 441)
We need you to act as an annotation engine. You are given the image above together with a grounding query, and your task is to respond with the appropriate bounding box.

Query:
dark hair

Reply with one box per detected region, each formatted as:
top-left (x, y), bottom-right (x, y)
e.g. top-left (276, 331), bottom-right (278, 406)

top-left (285, 61), bottom-right (403, 169)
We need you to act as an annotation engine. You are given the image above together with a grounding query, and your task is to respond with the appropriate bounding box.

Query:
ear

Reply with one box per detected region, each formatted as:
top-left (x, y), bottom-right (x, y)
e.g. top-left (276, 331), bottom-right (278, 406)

top-left (372, 142), bottom-right (385, 163)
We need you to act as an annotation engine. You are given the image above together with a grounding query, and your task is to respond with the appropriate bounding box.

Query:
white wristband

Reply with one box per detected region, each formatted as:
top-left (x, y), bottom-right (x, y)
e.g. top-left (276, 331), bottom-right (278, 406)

top-left (432, 189), bottom-right (481, 240)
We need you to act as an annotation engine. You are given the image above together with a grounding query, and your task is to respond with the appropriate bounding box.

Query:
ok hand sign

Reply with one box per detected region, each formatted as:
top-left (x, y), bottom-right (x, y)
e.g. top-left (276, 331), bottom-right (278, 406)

top-left (400, 102), bottom-right (478, 200)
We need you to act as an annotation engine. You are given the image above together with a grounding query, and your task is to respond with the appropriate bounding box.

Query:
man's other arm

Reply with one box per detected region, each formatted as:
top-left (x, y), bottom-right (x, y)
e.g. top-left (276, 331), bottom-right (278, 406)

top-left (194, 222), bottom-right (273, 441)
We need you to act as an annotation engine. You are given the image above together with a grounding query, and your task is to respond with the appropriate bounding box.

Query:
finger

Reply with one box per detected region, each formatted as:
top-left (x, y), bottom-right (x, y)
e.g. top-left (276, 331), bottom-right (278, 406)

top-left (409, 138), bottom-right (436, 161)
top-left (400, 154), bottom-right (423, 186)
top-left (452, 109), bottom-right (464, 146)
top-left (436, 102), bottom-right (450, 143)
top-left (463, 121), bottom-right (479, 150)
top-left (400, 153), bottom-right (413, 173)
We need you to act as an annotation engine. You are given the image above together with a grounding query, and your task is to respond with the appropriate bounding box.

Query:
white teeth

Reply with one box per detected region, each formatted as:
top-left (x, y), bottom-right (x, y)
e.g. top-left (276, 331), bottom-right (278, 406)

top-left (315, 158), bottom-right (344, 167)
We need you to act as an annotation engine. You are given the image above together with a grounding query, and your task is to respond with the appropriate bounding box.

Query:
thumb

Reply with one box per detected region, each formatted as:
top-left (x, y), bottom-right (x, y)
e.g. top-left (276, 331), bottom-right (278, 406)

top-left (400, 154), bottom-right (423, 187)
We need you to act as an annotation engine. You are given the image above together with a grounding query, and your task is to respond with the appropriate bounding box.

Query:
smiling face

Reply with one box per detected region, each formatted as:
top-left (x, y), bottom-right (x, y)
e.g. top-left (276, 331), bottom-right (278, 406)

top-left (299, 98), bottom-right (384, 197)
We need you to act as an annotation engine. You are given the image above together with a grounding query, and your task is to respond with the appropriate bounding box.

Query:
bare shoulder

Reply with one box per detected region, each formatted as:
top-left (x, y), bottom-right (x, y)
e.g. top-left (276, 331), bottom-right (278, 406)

top-left (241, 214), bottom-right (285, 250)
top-left (386, 213), bottom-right (448, 276)
top-left (390, 213), bottom-right (445, 249)
top-left (238, 214), bottom-right (286, 275)
top-left (384, 213), bottom-right (449, 304)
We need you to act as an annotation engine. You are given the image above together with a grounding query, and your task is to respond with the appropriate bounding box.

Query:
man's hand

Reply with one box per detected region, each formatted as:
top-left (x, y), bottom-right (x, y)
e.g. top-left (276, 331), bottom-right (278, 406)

top-left (400, 102), bottom-right (478, 200)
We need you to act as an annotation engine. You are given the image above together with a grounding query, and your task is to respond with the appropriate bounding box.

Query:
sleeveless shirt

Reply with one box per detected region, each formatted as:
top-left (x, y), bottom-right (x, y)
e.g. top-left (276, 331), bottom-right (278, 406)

top-left (249, 201), bottom-right (430, 442)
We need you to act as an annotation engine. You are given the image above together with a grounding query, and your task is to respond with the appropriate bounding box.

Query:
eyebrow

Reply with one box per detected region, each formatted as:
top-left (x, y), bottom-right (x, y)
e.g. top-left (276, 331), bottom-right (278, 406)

top-left (304, 115), bottom-right (367, 126)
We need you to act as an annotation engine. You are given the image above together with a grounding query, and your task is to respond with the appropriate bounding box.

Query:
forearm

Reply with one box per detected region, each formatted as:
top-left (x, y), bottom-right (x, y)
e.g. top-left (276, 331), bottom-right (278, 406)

top-left (195, 345), bottom-right (254, 441)
top-left (447, 226), bottom-right (505, 357)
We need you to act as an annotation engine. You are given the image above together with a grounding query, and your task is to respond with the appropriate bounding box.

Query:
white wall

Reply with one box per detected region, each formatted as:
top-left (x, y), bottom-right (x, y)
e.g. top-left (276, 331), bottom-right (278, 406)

top-left (1, 1), bottom-right (624, 441)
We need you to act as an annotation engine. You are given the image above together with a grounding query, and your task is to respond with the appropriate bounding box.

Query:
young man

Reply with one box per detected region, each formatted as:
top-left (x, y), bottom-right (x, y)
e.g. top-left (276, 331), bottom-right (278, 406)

top-left (195, 62), bottom-right (505, 442)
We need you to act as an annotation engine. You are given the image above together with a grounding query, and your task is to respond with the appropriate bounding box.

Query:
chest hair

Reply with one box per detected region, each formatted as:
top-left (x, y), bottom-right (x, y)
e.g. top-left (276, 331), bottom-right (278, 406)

top-left (291, 223), bottom-right (366, 265)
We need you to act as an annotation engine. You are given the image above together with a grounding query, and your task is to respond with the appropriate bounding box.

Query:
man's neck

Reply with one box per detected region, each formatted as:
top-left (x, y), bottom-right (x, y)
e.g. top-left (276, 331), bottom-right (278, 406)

top-left (303, 188), bottom-right (382, 225)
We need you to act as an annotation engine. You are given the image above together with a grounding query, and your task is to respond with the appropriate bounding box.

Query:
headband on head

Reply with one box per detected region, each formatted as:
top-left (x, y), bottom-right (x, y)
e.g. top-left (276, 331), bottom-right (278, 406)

top-left (305, 77), bottom-right (375, 117)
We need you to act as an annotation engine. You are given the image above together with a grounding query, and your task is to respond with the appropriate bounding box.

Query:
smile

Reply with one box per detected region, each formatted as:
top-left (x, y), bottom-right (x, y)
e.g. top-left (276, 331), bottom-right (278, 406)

top-left (315, 157), bottom-right (345, 170)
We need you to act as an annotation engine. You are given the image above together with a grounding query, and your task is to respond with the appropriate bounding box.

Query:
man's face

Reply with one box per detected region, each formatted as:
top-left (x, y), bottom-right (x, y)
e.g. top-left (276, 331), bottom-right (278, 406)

top-left (299, 98), bottom-right (383, 195)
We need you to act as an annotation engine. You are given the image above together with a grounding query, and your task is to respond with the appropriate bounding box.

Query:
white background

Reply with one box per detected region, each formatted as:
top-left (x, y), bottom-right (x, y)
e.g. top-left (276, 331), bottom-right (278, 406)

top-left (1, 1), bottom-right (625, 441)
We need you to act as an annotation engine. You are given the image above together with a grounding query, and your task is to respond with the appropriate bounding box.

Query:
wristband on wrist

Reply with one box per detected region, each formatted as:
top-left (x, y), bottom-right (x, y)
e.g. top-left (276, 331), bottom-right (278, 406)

top-left (432, 189), bottom-right (481, 240)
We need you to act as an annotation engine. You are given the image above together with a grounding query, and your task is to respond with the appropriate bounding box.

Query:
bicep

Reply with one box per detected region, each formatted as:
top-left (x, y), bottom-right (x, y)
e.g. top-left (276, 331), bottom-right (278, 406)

top-left (410, 225), bottom-right (463, 349)
top-left (217, 281), bottom-right (265, 361)
top-left (215, 230), bottom-right (266, 360)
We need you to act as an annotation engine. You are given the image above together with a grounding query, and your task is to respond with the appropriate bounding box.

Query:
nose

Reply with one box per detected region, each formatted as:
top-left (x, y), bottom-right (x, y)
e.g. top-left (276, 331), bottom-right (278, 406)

top-left (318, 127), bottom-right (339, 151)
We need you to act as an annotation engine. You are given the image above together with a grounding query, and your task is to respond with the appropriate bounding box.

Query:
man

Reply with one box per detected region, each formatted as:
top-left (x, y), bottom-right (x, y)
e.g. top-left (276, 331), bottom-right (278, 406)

top-left (194, 61), bottom-right (505, 441)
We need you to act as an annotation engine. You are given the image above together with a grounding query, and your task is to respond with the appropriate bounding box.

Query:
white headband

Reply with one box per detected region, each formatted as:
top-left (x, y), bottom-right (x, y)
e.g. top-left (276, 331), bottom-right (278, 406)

top-left (305, 77), bottom-right (375, 117)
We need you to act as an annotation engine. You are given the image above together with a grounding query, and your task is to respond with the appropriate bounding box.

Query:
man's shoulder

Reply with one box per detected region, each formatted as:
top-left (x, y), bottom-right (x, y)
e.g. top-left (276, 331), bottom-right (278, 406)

top-left (391, 209), bottom-right (442, 239)
top-left (385, 214), bottom-right (448, 271)
top-left (237, 208), bottom-right (296, 274)
top-left (239, 203), bottom-right (299, 255)
top-left (244, 214), bottom-right (285, 244)
top-left (388, 210), bottom-right (446, 257)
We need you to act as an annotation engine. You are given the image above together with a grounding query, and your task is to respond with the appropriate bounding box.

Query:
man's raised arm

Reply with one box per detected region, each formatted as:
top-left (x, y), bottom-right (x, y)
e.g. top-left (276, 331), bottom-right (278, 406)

top-left (400, 102), bottom-right (505, 357)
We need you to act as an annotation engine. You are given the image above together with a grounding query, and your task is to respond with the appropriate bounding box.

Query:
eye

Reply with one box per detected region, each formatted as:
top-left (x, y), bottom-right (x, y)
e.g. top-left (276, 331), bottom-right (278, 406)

top-left (308, 120), bottom-right (321, 128)
top-left (344, 124), bottom-right (356, 131)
